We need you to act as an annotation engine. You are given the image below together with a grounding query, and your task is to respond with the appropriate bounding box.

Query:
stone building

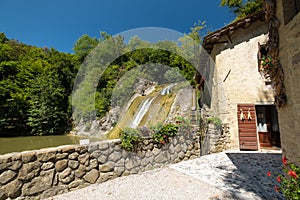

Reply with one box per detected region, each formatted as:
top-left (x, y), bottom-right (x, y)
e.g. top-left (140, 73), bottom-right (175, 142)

top-left (275, 0), bottom-right (300, 163)
top-left (199, 11), bottom-right (281, 151)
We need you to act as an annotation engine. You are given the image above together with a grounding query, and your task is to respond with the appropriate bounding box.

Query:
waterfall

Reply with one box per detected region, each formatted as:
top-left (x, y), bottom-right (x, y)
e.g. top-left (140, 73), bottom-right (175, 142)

top-left (129, 96), bottom-right (156, 128)
top-left (160, 84), bottom-right (174, 95)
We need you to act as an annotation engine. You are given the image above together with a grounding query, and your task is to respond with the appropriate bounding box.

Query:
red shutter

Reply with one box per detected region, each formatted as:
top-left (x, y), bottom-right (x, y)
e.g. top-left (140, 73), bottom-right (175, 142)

top-left (237, 104), bottom-right (258, 150)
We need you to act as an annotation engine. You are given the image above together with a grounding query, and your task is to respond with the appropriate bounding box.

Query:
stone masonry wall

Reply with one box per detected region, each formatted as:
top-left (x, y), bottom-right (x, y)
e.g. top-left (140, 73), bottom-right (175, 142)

top-left (209, 20), bottom-right (273, 150)
top-left (0, 131), bottom-right (200, 199)
top-left (204, 123), bottom-right (231, 154)
top-left (277, 0), bottom-right (300, 164)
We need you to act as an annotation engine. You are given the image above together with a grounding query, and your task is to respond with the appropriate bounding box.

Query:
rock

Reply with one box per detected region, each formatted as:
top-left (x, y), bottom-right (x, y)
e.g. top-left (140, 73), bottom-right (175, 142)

top-left (58, 168), bottom-right (71, 179)
top-left (152, 147), bottom-right (161, 156)
top-left (55, 159), bottom-right (68, 172)
top-left (56, 153), bottom-right (68, 160)
top-left (178, 152), bottom-right (185, 160)
top-left (125, 159), bottom-right (134, 170)
top-left (114, 166), bottom-right (125, 176)
top-left (75, 164), bottom-right (86, 178)
top-left (8, 160), bottom-right (22, 171)
top-left (154, 153), bottom-right (167, 163)
top-left (78, 153), bottom-right (89, 164)
top-left (41, 162), bottom-right (55, 170)
top-left (115, 158), bottom-right (125, 167)
top-left (145, 151), bottom-right (152, 158)
top-left (0, 170), bottom-right (17, 184)
top-left (21, 151), bottom-right (37, 163)
top-left (168, 146), bottom-right (175, 155)
top-left (22, 169), bottom-right (54, 196)
top-left (61, 172), bottom-right (75, 184)
top-left (68, 160), bottom-right (79, 170)
top-left (37, 149), bottom-right (56, 162)
top-left (86, 159), bottom-right (98, 171)
top-left (59, 168), bottom-right (75, 184)
top-left (18, 162), bottom-right (40, 181)
top-left (83, 169), bottom-right (99, 183)
top-left (175, 145), bottom-right (182, 153)
top-left (68, 152), bottom-right (79, 160)
top-left (61, 146), bottom-right (75, 153)
top-left (97, 172), bottom-right (109, 183)
top-left (108, 152), bottom-right (122, 162)
top-left (91, 150), bottom-right (101, 159)
top-left (190, 155), bottom-right (198, 160)
top-left (88, 143), bottom-right (100, 152)
top-left (141, 158), bottom-right (150, 167)
top-left (98, 142), bottom-right (109, 150)
top-left (0, 188), bottom-right (7, 200)
top-left (188, 143), bottom-right (194, 151)
top-left (75, 145), bottom-right (88, 154)
top-left (99, 161), bottom-right (115, 172)
top-left (97, 155), bottom-right (107, 164)
top-left (3, 179), bottom-right (22, 199)
top-left (185, 151), bottom-right (191, 158)
top-left (68, 179), bottom-right (84, 190)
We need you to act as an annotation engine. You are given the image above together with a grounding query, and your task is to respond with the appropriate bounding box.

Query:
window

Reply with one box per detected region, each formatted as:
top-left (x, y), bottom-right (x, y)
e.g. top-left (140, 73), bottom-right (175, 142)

top-left (258, 43), bottom-right (271, 84)
top-left (282, 0), bottom-right (300, 25)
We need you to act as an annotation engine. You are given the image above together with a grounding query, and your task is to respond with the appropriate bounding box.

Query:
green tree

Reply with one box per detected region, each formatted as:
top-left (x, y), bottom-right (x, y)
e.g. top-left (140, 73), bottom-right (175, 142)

top-left (221, 0), bottom-right (263, 20)
top-left (73, 34), bottom-right (98, 61)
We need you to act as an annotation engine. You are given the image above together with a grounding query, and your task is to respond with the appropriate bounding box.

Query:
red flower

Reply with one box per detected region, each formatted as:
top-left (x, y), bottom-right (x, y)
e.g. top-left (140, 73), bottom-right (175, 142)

top-left (160, 140), bottom-right (166, 145)
top-left (277, 176), bottom-right (281, 183)
top-left (267, 171), bottom-right (271, 177)
top-left (275, 185), bottom-right (279, 193)
top-left (288, 170), bottom-right (298, 179)
top-left (282, 156), bottom-right (287, 165)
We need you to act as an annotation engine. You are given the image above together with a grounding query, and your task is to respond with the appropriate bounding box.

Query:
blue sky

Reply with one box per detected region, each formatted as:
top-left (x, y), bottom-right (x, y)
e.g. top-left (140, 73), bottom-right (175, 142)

top-left (0, 0), bottom-right (234, 53)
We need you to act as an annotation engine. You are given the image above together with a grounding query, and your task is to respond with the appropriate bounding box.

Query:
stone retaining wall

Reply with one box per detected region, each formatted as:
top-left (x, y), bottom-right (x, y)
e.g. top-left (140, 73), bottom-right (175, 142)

top-left (203, 123), bottom-right (231, 154)
top-left (0, 132), bottom-right (200, 199)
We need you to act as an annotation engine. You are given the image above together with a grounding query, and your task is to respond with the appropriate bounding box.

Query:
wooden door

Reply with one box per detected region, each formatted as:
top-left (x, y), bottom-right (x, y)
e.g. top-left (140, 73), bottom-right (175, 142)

top-left (237, 104), bottom-right (258, 150)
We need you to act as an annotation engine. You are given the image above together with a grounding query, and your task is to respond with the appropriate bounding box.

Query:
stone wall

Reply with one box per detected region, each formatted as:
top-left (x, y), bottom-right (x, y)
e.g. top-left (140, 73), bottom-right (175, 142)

top-left (0, 131), bottom-right (200, 199)
top-left (203, 123), bottom-right (231, 154)
top-left (276, 0), bottom-right (300, 164)
top-left (207, 20), bottom-right (273, 149)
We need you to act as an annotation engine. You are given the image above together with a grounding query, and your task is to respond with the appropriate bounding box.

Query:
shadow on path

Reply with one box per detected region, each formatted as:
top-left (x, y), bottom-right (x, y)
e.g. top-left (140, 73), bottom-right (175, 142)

top-left (225, 152), bottom-right (284, 200)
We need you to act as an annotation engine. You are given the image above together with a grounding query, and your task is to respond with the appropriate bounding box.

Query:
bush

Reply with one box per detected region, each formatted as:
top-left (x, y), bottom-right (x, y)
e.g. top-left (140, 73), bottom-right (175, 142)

top-left (120, 128), bottom-right (141, 151)
top-left (151, 123), bottom-right (178, 144)
top-left (207, 117), bottom-right (222, 126)
top-left (273, 156), bottom-right (300, 199)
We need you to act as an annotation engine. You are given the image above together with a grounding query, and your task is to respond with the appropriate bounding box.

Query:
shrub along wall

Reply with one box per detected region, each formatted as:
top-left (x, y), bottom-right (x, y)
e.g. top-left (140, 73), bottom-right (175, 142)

top-left (0, 131), bottom-right (200, 199)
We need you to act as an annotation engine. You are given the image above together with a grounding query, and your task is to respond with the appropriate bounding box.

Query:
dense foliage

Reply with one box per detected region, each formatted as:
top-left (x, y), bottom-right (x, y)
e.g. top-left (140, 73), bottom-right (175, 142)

top-left (221, 0), bottom-right (263, 20)
top-left (0, 33), bottom-right (80, 136)
top-left (0, 23), bottom-right (203, 136)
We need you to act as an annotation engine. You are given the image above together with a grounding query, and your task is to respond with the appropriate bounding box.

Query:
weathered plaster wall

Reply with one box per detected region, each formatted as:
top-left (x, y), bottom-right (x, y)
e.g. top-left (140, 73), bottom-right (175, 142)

top-left (277, 0), bottom-right (300, 163)
top-left (209, 20), bottom-right (274, 149)
top-left (0, 132), bottom-right (200, 199)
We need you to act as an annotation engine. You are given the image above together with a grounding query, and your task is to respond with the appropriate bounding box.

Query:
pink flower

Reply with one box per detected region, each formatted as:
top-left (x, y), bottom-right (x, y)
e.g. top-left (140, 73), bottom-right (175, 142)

top-left (282, 156), bottom-right (287, 165)
top-left (277, 176), bottom-right (281, 183)
top-left (275, 185), bottom-right (279, 193)
top-left (288, 170), bottom-right (298, 179)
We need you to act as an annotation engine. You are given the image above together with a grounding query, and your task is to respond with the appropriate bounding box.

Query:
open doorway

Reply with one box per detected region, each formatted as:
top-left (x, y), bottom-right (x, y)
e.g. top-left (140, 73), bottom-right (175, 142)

top-left (255, 105), bottom-right (281, 149)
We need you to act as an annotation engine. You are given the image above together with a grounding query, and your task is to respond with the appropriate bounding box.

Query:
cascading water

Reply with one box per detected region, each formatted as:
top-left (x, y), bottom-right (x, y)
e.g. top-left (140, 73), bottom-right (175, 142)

top-left (160, 84), bottom-right (175, 95)
top-left (129, 96), bottom-right (156, 128)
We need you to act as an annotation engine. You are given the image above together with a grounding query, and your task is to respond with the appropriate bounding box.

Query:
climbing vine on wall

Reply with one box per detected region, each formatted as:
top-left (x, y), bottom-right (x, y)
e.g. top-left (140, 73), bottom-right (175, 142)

top-left (264, 0), bottom-right (287, 108)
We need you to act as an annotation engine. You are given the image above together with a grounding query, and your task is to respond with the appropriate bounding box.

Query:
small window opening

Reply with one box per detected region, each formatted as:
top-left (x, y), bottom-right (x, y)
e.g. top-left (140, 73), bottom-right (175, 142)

top-left (258, 43), bottom-right (271, 83)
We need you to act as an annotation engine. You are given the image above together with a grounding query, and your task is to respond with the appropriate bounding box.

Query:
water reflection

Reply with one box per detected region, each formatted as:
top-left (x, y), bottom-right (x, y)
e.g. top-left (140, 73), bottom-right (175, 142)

top-left (0, 135), bottom-right (100, 155)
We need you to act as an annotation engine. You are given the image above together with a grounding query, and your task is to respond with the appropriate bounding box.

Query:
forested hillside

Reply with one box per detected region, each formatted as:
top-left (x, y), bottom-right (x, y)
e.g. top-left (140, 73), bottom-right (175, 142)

top-left (0, 26), bottom-right (202, 136)
top-left (0, 33), bottom-right (80, 136)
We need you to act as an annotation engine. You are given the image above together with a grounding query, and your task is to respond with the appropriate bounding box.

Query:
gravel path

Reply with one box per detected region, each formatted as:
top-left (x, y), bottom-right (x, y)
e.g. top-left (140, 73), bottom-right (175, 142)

top-left (49, 150), bottom-right (283, 200)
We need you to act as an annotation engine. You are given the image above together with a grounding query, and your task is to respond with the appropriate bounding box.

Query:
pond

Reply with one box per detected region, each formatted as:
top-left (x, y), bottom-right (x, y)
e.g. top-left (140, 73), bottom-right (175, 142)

top-left (0, 135), bottom-right (101, 155)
